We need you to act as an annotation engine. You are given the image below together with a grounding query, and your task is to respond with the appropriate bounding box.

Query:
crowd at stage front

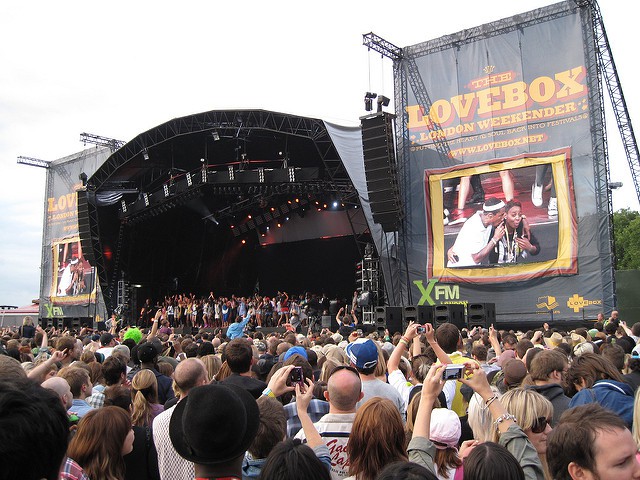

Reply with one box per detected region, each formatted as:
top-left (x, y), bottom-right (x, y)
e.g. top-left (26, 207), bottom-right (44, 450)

top-left (2, 299), bottom-right (640, 480)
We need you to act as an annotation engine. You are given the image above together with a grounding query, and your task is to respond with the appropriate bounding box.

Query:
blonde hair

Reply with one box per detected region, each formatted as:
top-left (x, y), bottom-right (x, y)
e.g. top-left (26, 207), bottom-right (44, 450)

top-left (497, 387), bottom-right (554, 480)
top-left (373, 342), bottom-right (388, 378)
top-left (496, 388), bottom-right (553, 440)
top-left (467, 389), bottom-right (500, 442)
top-left (201, 354), bottom-right (222, 382)
top-left (319, 358), bottom-right (343, 383)
top-left (131, 369), bottom-right (158, 427)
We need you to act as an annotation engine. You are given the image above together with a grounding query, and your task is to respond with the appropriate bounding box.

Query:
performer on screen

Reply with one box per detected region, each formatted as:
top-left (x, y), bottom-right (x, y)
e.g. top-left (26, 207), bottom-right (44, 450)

top-left (58, 257), bottom-right (79, 296)
top-left (447, 197), bottom-right (506, 267)
top-left (489, 200), bottom-right (540, 264)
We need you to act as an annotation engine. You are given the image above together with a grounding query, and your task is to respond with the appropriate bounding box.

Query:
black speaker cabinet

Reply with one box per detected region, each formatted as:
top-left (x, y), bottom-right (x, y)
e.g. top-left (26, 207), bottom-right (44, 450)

top-left (417, 305), bottom-right (435, 325)
top-left (403, 305), bottom-right (418, 325)
top-left (321, 315), bottom-right (337, 331)
top-left (383, 306), bottom-right (404, 334)
top-left (433, 304), bottom-right (466, 330)
top-left (467, 303), bottom-right (496, 329)
top-left (361, 112), bottom-right (401, 231)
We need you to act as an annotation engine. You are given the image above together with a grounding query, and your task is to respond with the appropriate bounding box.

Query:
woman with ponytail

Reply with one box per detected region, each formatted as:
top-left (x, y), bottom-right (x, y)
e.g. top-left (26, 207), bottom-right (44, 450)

top-left (131, 369), bottom-right (163, 427)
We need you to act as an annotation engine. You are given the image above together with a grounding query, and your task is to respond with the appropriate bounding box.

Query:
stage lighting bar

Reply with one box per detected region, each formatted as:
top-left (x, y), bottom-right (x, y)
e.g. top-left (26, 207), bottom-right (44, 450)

top-left (201, 168), bottom-right (207, 183)
top-left (121, 200), bottom-right (127, 213)
top-left (186, 172), bottom-right (193, 187)
top-left (143, 193), bottom-right (150, 207)
top-left (17, 156), bottom-right (50, 169)
top-left (288, 167), bottom-right (296, 182)
top-left (228, 166), bottom-right (235, 181)
top-left (163, 184), bottom-right (169, 197)
top-left (258, 168), bottom-right (265, 183)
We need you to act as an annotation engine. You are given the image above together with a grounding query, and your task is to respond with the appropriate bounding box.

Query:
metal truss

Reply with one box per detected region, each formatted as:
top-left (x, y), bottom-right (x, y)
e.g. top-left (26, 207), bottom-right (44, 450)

top-left (88, 110), bottom-right (361, 307)
top-left (363, 33), bottom-right (453, 162)
top-left (588, 0), bottom-right (640, 206)
top-left (90, 110), bottom-right (342, 190)
top-left (80, 133), bottom-right (126, 152)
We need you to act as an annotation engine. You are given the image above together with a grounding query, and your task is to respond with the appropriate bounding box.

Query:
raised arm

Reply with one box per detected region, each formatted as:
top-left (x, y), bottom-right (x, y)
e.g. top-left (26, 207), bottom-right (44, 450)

top-left (295, 379), bottom-right (323, 449)
top-left (425, 323), bottom-right (452, 365)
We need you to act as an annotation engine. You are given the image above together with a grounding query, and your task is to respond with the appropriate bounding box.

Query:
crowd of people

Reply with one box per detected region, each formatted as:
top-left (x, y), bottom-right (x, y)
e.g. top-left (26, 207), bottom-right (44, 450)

top-left (2, 304), bottom-right (640, 480)
top-left (135, 291), bottom-right (339, 330)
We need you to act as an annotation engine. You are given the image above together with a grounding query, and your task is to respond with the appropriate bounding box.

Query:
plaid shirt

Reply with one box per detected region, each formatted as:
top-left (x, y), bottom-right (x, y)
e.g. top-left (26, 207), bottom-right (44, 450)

top-left (59, 457), bottom-right (90, 480)
top-left (284, 398), bottom-right (330, 438)
top-left (86, 391), bottom-right (105, 409)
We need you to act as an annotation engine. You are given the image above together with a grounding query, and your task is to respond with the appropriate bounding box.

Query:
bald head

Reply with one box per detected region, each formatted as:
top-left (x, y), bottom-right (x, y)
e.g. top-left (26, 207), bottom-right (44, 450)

top-left (326, 368), bottom-right (362, 413)
top-left (173, 358), bottom-right (208, 396)
top-left (42, 377), bottom-right (73, 410)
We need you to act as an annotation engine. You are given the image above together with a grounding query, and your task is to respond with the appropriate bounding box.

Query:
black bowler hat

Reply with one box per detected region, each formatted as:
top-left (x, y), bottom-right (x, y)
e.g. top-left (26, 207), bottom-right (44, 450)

top-left (169, 383), bottom-right (259, 465)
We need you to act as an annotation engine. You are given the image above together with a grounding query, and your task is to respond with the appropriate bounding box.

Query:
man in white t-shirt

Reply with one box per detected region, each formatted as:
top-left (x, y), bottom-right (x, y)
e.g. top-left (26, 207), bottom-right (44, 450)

top-left (447, 197), bottom-right (506, 268)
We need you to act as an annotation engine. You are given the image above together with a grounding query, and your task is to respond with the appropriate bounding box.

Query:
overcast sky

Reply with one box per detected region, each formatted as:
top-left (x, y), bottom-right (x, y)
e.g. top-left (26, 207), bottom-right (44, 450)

top-left (1, 0), bottom-right (637, 307)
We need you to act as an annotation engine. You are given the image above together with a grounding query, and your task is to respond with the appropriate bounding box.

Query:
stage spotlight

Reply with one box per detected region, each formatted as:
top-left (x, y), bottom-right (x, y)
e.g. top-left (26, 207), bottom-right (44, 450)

top-left (377, 95), bottom-right (391, 112)
top-left (143, 149), bottom-right (150, 161)
top-left (241, 239), bottom-right (246, 245)
top-left (277, 223), bottom-right (281, 228)
top-left (212, 131), bottom-right (220, 141)
top-left (332, 201), bottom-right (339, 208)
top-left (364, 92), bottom-right (377, 112)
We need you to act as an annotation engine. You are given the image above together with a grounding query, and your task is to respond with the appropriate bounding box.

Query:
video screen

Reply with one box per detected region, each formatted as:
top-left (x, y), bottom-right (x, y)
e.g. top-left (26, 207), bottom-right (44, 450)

top-left (51, 238), bottom-right (95, 302)
top-left (425, 149), bottom-right (577, 283)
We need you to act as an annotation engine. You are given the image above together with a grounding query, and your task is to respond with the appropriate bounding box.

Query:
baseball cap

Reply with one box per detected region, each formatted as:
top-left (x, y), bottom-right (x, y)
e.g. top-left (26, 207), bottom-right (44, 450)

top-left (345, 338), bottom-right (378, 370)
top-left (430, 408), bottom-right (461, 449)
top-left (99, 333), bottom-right (114, 346)
top-left (283, 346), bottom-right (308, 361)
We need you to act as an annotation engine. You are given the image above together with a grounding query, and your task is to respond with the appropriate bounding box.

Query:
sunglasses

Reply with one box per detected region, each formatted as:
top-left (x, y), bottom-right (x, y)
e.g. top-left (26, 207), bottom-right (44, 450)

top-left (531, 416), bottom-right (552, 434)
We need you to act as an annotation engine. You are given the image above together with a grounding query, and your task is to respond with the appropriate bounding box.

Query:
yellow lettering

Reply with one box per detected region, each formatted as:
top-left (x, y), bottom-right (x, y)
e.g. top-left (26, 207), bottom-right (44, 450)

top-left (450, 93), bottom-right (477, 122)
top-left (429, 99), bottom-right (453, 124)
top-left (502, 81), bottom-right (528, 109)
top-left (476, 86), bottom-right (501, 115)
top-left (556, 66), bottom-right (587, 99)
top-left (529, 76), bottom-right (556, 103)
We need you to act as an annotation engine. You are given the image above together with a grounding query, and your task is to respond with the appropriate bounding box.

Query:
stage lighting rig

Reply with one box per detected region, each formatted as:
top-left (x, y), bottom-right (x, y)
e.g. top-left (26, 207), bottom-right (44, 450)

top-left (377, 95), bottom-right (390, 112)
top-left (17, 155), bottom-right (50, 169)
top-left (364, 92), bottom-right (377, 112)
top-left (80, 132), bottom-right (125, 152)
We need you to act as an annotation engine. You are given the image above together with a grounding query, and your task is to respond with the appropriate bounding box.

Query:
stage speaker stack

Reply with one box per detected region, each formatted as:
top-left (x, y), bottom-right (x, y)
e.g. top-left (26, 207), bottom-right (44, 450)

top-left (321, 315), bottom-right (337, 331)
top-left (76, 189), bottom-right (95, 265)
top-left (403, 305), bottom-right (418, 326)
top-left (467, 303), bottom-right (496, 329)
top-left (381, 306), bottom-right (404, 334)
top-left (417, 305), bottom-right (435, 325)
top-left (433, 304), bottom-right (466, 330)
top-left (374, 306), bottom-right (387, 332)
top-left (361, 112), bottom-right (402, 232)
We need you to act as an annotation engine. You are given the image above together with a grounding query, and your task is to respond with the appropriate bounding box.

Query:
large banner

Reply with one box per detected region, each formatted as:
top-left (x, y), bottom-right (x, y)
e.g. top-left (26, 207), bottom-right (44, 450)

top-left (398, 1), bottom-right (613, 322)
top-left (40, 149), bottom-right (110, 320)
